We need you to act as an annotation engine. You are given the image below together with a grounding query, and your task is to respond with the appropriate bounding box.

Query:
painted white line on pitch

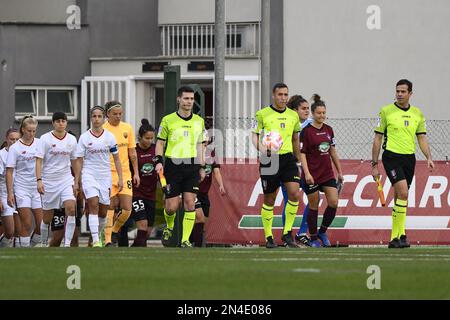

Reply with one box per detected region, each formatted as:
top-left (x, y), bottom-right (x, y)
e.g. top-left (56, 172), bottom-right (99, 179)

top-left (292, 268), bottom-right (321, 273)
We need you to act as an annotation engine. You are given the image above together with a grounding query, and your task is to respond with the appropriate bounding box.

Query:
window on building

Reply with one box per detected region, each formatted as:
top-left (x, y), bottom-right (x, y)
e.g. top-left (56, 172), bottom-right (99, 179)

top-left (47, 90), bottom-right (73, 114)
top-left (15, 90), bottom-right (37, 115)
top-left (15, 86), bottom-right (77, 120)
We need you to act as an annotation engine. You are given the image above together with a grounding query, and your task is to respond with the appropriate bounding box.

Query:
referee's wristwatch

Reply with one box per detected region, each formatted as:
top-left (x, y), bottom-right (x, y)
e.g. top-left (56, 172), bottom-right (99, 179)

top-left (371, 160), bottom-right (378, 167)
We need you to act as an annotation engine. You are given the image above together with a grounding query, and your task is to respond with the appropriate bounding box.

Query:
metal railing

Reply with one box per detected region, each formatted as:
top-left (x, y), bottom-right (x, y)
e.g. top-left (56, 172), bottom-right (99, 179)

top-left (213, 117), bottom-right (450, 161)
top-left (160, 22), bottom-right (260, 57)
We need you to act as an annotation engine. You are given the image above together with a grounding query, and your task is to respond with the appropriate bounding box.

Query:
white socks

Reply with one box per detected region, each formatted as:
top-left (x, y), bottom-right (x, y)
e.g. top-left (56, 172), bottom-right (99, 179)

top-left (19, 236), bottom-right (30, 247)
top-left (64, 216), bottom-right (76, 247)
top-left (40, 221), bottom-right (50, 245)
top-left (89, 214), bottom-right (100, 243)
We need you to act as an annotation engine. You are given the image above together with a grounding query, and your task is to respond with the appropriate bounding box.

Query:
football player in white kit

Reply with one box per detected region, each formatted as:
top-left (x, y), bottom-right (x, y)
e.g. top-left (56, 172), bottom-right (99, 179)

top-left (0, 128), bottom-right (20, 247)
top-left (6, 116), bottom-right (43, 248)
top-left (35, 112), bottom-right (80, 247)
top-left (75, 106), bottom-right (123, 247)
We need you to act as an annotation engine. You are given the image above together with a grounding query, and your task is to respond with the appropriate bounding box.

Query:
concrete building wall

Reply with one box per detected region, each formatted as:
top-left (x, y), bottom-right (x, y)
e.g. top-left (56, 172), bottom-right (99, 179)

top-left (0, 0), bottom-right (76, 23)
top-left (158, 0), bottom-right (261, 24)
top-left (0, 0), bottom-right (160, 136)
top-left (87, 0), bottom-right (160, 58)
top-left (284, 0), bottom-right (450, 119)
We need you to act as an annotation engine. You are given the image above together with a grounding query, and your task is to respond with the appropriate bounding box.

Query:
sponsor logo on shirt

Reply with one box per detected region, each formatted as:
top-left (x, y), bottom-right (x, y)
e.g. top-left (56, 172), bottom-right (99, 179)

top-left (141, 163), bottom-right (154, 175)
top-left (49, 150), bottom-right (71, 156)
top-left (318, 142), bottom-right (331, 153)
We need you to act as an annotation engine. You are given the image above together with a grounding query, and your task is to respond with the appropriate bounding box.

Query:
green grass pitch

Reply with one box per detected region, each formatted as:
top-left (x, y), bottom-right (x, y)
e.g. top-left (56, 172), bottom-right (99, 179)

top-left (0, 247), bottom-right (449, 300)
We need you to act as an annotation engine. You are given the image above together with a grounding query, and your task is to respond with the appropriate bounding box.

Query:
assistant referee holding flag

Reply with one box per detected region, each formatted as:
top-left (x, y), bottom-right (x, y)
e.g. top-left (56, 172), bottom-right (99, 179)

top-left (155, 86), bottom-right (206, 248)
top-left (371, 79), bottom-right (435, 248)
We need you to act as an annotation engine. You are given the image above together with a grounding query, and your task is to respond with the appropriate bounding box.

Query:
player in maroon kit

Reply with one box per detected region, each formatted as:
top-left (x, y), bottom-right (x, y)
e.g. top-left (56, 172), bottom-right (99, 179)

top-left (190, 138), bottom-right (226, 247)
top-left (130, 119), bottom-right (158, 247)
top-left (299, 94), bottom-right (344, 248)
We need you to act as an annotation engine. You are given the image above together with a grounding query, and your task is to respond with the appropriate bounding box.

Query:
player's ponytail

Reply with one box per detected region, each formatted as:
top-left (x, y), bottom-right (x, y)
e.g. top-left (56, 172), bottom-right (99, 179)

top-left (311, 94), bottom-right (326, 112)
top-left (19, 115), bottom-right (38, 136)
top-left (138, 118), bottom-right (155, 138)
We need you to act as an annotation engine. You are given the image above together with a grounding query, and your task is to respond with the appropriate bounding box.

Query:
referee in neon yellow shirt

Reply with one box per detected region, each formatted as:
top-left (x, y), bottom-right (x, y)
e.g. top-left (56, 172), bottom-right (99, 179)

top-left (371, 79), bottom-right (435, 248)
top-left (155, 86), bottom-right (207, 248)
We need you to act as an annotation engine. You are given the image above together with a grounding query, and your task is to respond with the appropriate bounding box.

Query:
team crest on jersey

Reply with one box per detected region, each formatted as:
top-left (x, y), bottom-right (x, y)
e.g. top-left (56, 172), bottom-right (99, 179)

top-left (318, 142), bottom-right (330, 153)
top-left (22, 151), bottom-right (26, 154)
top-left (52, 144), bottom-right (56, 148)
top-left (141, 163), bottom-right (154, 175)
top-left (123, 132), bottom-right (128, 138)
top-left (88, 143), bottom-right (93, 146)
top-left (404, 120), bottom-right (409, 127)
top-left (280, 123), bottom-right (285, 129)
top-left (184, 131), bottom-right (189, 137)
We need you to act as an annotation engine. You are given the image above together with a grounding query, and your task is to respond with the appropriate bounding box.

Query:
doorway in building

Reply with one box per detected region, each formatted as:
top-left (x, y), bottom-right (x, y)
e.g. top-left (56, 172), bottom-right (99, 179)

top-left (152, 83), bottom-right (213, 130)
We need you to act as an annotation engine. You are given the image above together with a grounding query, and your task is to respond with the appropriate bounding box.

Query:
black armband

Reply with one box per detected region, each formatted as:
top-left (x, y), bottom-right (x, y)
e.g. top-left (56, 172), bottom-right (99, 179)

top-left (153, 155), bottom-right (164, 165)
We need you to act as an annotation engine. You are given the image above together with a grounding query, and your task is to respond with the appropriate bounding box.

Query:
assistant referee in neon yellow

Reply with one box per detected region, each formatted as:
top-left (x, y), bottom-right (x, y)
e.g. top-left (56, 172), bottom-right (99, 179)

top-left (252, 83), bottom-right (301, 249)
top-left (371, 79), bottom-right (435, 249)
top-left (155, 86), bottom-right (206, 248)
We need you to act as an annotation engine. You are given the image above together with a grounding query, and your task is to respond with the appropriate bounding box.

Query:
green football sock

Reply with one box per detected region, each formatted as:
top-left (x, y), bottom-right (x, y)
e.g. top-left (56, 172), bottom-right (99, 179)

top-left (261, 204), bottom-right (274, 239)
top-left (395, 199), bottom-right (408, 237)
top-left (181, 210), bottom-right (196, 243)
top-left (164, 209), bottom-right (176, 230)
top-left (283, 200), bottom-right (299, 235)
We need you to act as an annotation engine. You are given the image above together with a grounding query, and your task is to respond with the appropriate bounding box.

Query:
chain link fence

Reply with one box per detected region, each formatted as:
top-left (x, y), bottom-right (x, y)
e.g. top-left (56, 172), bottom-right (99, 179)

top-left (212, 117), bottom-right (450, 161)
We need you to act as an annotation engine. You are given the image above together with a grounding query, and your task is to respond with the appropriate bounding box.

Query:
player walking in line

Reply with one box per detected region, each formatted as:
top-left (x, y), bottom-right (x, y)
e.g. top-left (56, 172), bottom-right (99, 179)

top-left (103, 101), bottom-right (140, 246)
top-left (299, 95), bottom-right (344, 248)
top-left (252, 83), bottom-right (302, 248)
top-left (155, 86), bottom-right (207, 248)
top-left (190, 139), bottom-right (226, 247)
top-left (6, 116), bottom-right (43, 247)
top-left (35, 112), bottom-right (79, 247)
top-left (75, 106), bottom-right (123, 247)
top-left (280, 95), bottom-right (313, 246)
top-left (371, 79), bottom-right (434, 248)
top-left (0, 128), bottom-right (20, 247)
top-left (130, 119), bottom-right (158, 247)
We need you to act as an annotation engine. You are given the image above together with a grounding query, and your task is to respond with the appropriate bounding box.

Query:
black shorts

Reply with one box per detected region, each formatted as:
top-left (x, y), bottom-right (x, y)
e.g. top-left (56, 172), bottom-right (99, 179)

top-left (51, 206), bottom-right (82, 231)
top-left (51, 209), bottom-right (65, 231)
top-left (382, 150), bottom-right (416, 188)
top-left (260, 153), bottom-right (300, 194)
top-left (302, 178), bottom-right (337, 195)
top-left (164, 158), bottom-right (200, 199)
top-left (195, 193), bottom-right (210, 217)
top-left (132, 198), bottom-right (156, 226)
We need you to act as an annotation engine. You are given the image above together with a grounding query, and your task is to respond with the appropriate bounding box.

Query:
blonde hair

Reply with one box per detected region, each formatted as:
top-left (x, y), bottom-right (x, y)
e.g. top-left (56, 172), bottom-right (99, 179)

top-left (19, 115), bottom-right (38, 135)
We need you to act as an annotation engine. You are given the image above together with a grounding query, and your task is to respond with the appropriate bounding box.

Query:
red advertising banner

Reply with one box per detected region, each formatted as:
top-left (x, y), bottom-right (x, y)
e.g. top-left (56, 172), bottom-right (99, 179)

top-left (206, 160), bottom-right (450, 245)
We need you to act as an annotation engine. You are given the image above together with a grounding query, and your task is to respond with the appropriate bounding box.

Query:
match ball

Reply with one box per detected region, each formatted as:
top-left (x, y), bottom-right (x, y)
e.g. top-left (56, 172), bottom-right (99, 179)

top-left (262, 131), bottom-right (283, 152)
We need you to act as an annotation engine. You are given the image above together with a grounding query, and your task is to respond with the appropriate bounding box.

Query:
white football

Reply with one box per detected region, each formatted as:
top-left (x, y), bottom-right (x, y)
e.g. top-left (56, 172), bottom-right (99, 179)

top-left (262, 131), bottom-right (283, 152)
